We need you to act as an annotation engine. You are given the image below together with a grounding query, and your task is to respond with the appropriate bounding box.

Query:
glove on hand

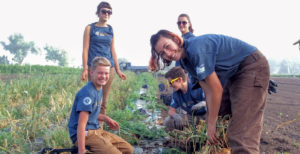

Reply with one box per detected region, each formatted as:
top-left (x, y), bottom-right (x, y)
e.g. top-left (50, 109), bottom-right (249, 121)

top-left (171, 114), bottom-right (184, 130)
top-left (191, 101), bottom-right (206, 111)
top-left (268, 80), bottom-right (278, 94)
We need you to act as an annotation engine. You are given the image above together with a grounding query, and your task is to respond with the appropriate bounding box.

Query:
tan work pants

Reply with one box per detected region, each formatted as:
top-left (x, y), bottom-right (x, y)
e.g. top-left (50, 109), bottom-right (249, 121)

top-left (75, 128), bottom-right (133, 154)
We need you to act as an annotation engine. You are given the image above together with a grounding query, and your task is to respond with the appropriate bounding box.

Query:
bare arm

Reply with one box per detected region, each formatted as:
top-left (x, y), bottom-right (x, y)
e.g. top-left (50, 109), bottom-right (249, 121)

top-left (111, 36), bottom-right (126, 80)
top-left (199, 71), bottom-right (223, 144)
top-left (81, 25), bottom-right (91, 81)
top-left (77, 111), bottom-right (89, 154)
top-left (98, 114), bottom-right (119, 130)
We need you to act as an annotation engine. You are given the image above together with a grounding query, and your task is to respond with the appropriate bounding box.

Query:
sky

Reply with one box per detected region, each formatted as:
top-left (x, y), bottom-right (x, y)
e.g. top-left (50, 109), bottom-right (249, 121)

top-left (0, 0), bottom-right (300, 67)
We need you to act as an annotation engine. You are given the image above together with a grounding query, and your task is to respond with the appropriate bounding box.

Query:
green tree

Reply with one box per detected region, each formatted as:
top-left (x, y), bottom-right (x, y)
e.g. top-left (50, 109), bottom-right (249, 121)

top-left (0, 33), bottom-right (39, 64)
top-left (44, 45), bottom-right (68, 66)
top-left (0, 55), bottom-right (9, 65)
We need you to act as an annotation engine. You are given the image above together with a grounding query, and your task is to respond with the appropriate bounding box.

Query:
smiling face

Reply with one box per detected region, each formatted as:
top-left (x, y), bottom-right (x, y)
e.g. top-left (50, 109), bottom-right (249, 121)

top-left (177, 16), bottom-right (190, 35)
top-left (98, 8), bottom-right (112, 22)
top-left (168, 77), bottom-right (181, 91)
top-left (154, 36), bottom-right (182, 61)
top-left (91, 65), bottom-right (110, 89)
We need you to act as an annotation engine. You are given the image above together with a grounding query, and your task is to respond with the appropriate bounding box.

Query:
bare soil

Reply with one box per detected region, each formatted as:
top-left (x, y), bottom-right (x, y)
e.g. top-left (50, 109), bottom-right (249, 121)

top-left (260, 77), bottom-right (300, 154)
top-left (157, 77), bottom-right (300, 153)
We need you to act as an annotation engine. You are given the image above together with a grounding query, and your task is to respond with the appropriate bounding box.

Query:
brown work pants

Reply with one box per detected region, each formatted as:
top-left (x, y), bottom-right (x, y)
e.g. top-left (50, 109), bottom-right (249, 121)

top-left (75, 128), bottom-right (133, 154)
top-left (219, 50), bottom-right (270, 154)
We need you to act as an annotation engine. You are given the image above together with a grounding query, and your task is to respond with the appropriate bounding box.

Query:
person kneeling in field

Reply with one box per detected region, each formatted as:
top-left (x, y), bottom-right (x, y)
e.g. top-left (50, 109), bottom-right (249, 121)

top-left (164, 66), bottom-right (206, 131)
top-left (68, 57), bottom-right (133, 154)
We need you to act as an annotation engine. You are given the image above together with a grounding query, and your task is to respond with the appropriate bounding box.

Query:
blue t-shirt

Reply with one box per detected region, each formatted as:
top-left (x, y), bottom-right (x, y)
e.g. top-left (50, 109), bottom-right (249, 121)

top-left (176, 32), bottom-right (195, 67)
top-left (170, 82), bottom-right (206, 115)
top-left (88, 23), bottom-right (115, 67)
top-left (68, 82), bottom-right (103, 143)
top-left (179, 34), bottom-right (257, 85)
top-left (183, 32), bottom-right (195, 40)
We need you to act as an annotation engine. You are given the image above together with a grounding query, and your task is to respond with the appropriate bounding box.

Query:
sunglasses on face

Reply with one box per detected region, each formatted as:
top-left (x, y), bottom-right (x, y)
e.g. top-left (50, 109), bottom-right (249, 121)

top-left (177, 21), bottom-right (188, 26)
top-left (169, 77), bottom-right (179, 85)
top-left (101, 9), bottom-right (112, 15)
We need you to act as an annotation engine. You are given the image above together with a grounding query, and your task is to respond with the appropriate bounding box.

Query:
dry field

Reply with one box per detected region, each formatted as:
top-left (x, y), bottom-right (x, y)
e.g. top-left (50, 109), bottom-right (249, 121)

top-left (260, 77), bottom-right (300, 153)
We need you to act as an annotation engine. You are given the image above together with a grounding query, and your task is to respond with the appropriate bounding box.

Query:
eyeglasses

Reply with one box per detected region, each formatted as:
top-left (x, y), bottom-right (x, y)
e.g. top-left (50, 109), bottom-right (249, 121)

top-left (177, 21), bottom-right (188, 26)
top-left (101, 9), bottom-right (112, 15)
top-left (169, 77), bottom-right (179, 85)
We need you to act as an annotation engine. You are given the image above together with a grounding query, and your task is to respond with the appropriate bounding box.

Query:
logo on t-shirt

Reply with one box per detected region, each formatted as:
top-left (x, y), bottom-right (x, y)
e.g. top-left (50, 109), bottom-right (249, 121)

top-left (83, 97), bottom-right (92, 105)
top-left (196, 64), bottom-right (205, 74)
top-left (95, 31), bottom-right (108, 36)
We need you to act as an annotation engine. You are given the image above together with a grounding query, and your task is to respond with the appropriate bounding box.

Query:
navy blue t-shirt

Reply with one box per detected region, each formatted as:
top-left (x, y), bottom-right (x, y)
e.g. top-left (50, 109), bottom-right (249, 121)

top-left (183, 32), bottom-right (195, 40)
top-left (179, 34), bottom-right (257, 85)
top-left (88, 23), bottom-right (115, 67)
top-left (176, 32), bottom-right (195, 67)
top-left (68, 82), bottom-right (102, 143)
top-left (170, 82), bottom-right (206, 115)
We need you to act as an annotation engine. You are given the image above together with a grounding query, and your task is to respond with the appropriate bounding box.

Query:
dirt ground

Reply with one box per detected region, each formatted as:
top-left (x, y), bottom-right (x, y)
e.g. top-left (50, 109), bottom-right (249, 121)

top-left (2, 75), bottom-right (299, 153)
top-left (260, 77), bottom-right (300, 154)
top-left (158, 77), bottom-right (300, 153)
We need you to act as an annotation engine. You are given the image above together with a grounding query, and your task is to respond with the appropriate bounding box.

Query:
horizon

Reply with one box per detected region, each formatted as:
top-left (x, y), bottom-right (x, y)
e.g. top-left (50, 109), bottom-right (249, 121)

top-left (1, 0), bottom-right (300, 67)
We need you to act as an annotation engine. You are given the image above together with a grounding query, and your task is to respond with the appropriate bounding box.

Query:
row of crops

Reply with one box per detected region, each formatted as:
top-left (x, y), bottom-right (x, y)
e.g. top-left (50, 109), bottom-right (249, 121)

top-left (0, 65), bottom-right (167, 153)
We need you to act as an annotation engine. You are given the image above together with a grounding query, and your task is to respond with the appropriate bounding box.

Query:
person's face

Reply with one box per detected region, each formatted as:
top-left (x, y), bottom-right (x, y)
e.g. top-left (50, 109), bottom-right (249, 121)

top-left (168, 77), bottom-right (182, 91)
top-left (177, 17), bottom-right (190, 35)
top-left (91, 65), bottom-right (110, 88)
top-left (154, 36), bottom-right (181, 61)
top-left (98, 8), bottom-right (112, 22)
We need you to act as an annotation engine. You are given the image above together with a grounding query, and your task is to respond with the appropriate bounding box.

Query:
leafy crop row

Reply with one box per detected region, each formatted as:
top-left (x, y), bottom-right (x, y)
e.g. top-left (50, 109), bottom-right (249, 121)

top-left (0, 66), bottom-right (164, 153)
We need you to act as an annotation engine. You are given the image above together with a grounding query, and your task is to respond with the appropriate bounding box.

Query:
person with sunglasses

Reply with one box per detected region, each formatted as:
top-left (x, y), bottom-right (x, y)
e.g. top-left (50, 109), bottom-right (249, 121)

top-left (149, 30), bottom-right (270, 154)
top-left (163, 66), bottom-right (206, 131)
top-left (176, 14), bottom-right (195, 67)
top-left (81, 1), bottom-right (126, 124)
top-left (177, 13), bottom-right (195, 41)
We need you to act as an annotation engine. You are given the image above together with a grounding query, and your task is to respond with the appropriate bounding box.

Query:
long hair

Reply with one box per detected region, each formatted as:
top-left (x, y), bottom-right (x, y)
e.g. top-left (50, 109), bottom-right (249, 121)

top-left (149, 30), bottom-right (183, 72)
top-left (178, 13), bottom-right (194, 34)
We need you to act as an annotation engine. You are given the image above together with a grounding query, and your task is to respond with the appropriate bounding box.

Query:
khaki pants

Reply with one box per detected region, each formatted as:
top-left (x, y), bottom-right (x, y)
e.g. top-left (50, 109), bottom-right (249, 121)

top-left (75, 128), bottom-right (133, 154)
top-left (219, 50), bottom-right (270, 154)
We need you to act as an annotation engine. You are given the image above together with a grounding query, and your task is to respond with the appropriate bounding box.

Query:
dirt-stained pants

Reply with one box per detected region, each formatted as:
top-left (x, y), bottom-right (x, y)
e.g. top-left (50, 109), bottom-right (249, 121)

top-left (219, 50), bottom-right (270, 154)
top-left (75, 128), bottom-right (133, 154)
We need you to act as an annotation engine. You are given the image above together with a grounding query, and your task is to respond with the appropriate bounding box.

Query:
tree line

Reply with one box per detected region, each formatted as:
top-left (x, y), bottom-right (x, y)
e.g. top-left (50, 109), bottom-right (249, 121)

top-left (0, 33), bottom-right (68, 66)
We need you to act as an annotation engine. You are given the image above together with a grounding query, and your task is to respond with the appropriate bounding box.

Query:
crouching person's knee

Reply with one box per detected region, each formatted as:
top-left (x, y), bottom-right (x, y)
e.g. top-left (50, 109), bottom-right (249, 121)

top-left (122, 144), bottom-right (133, 154)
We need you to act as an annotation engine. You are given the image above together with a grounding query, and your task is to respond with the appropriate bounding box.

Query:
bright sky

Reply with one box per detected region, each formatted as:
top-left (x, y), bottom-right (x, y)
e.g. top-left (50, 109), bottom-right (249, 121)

top-left (0, 0), bottom-right (300, 67)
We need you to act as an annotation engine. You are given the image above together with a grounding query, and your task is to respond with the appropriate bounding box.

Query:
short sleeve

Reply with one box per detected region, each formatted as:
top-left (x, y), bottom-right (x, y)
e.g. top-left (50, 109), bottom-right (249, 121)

top-left (76, 93), bottom-right (94, 113)
top-left (189, 49), bottom-right (216, 80)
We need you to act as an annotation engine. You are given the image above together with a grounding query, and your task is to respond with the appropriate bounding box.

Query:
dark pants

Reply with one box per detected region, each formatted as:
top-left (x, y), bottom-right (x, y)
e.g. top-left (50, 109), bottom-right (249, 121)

top-left (219, 50), bottom-right (270, 154)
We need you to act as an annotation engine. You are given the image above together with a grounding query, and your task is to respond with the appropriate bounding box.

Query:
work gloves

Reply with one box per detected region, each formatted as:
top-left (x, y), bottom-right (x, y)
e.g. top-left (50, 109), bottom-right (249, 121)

top-left (191, 101), bottom-right (206, 112)
top-left (171, 114), bottom-right (184, 130)
top-left (268, 79), bottom-right (278, 94)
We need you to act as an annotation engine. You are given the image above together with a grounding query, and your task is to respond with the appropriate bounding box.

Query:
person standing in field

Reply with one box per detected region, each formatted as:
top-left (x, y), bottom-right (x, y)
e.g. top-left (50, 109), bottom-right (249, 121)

top-left (149, 30), bottom-right (270, 154)
top-left (177, 13), bottom-right (195, 41)
top-left (69, 56), bottom-right (133, 154)
top-left (81, 1), bottom-right (126, 119)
